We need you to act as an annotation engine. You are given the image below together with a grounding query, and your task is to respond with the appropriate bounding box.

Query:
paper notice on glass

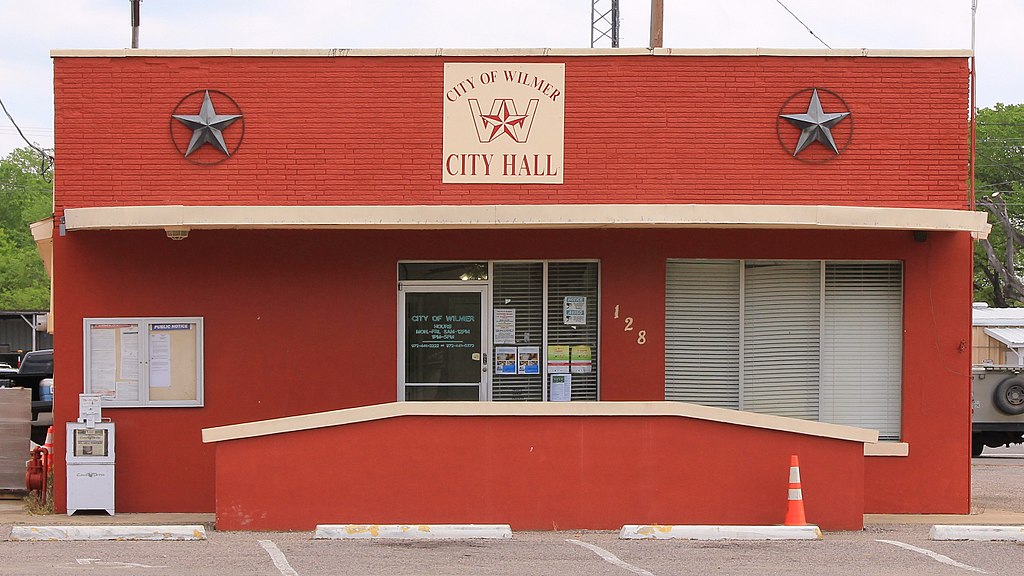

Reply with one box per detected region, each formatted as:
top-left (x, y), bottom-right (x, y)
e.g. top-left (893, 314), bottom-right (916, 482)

top-left (119, 327), bottom-right (139, 380)
top-left (494, 346), bottom-right (518, 374)
top-left (563, 296), bottom-right (586, 325)
top-left (89, 327), bottom-right (117, 398)
top-left (73, 428), bottom-right (108, 457)
top-left (149, 332), bottom-right (172, 388)
top-left (517, 346), bottom-right (540, 375)
top-left (547, 345), bottom-right (570, 373)
top-left (570, 345), bottom-right (593, 373)
top-left (115, 380), bottom-right (140, 401)
top-left (493, 308), bottom-right (516, 344)
top-left (549, 373), bottom-right (571, 402)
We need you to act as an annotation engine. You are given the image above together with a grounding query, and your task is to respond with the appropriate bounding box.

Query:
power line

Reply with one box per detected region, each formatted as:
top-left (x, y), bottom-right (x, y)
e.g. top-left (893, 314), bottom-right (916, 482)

top-left (774, 0), bottom-right (832, 49)
top-left (0, 96), bottom-right (54, 175)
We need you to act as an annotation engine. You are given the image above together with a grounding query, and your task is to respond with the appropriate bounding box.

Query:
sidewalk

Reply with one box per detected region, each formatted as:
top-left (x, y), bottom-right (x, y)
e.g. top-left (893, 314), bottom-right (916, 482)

top-left (0, 496), bottom-right (215, 531)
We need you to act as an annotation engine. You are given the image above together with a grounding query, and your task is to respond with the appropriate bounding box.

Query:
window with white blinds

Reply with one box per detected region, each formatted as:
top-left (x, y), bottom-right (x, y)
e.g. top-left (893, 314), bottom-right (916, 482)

top-left (492, 262), bottom-right (545, 401)
top-left (665, 259), bottom-right (902, 440)
top-left (491, 261), bottom-right (599, 402)
top-left (821, 263), bottom-right (902, 439)
top-left (742, 261), bottom-right (821, 420)
top-left (665, 261), bottom-right (740, 408)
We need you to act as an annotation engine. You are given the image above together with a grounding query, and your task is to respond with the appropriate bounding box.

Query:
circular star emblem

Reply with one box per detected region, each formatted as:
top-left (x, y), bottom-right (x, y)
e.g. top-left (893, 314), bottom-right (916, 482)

top-left (169, 90), bottom-right (244, 164)
top-left (776, 88), bottom-right (853, 161)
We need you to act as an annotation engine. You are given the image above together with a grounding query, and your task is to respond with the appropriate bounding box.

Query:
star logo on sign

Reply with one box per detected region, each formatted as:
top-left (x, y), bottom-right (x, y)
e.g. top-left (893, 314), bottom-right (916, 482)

top-left (779, 88), bottom-right (851, 156)
top-left (480, 100), bottom-right (529, 142)
top-left (172, 90), bottom-right (243, 157)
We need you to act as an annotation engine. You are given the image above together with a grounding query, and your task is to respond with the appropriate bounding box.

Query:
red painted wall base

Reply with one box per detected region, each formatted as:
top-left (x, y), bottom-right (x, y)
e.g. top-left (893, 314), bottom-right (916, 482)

top-left (213, 414), bottom-right (865, 531)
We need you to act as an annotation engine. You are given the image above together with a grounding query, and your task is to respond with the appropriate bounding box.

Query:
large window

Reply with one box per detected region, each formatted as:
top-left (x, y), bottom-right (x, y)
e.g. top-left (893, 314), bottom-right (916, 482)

top-left (665, 260), bottom-right (902, 439)
top-left (490, 261), bottom-right (600, 401)
top-left (398, 261), bottom-right (599, 402)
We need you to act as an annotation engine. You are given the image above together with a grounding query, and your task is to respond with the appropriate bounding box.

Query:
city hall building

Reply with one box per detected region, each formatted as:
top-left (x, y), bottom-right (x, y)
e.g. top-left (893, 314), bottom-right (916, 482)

top-left (44, 48), bottom-right (988, 530)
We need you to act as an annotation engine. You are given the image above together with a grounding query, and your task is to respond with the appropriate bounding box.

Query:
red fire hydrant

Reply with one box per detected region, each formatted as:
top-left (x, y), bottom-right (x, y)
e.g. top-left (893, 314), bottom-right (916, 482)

top-left (25, 446), bottom-right (48, 506)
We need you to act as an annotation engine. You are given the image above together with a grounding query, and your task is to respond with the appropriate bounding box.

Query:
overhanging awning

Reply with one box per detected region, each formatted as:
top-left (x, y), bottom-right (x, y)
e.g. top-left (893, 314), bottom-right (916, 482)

top-left (62, 204), bottom-right (991, 238)
top-left (984, 328), bottom-right (1024, 349)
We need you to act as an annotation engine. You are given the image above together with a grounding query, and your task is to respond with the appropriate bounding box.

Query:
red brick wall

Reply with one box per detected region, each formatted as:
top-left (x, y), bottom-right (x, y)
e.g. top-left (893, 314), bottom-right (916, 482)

top-left (52, 55), bottom-right (969, 212)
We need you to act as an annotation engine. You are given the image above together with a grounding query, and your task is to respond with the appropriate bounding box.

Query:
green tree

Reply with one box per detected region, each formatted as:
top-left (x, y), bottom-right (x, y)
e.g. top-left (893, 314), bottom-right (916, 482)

top-left (0, 147), bottom-right (52, 309)
top-left (974, 104), bottom-right (1024, 307)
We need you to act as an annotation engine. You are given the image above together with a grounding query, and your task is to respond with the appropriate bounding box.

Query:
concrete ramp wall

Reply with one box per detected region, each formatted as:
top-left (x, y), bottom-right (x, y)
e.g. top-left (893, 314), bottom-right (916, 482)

top-left (203, 402), bottom-right (874, 531)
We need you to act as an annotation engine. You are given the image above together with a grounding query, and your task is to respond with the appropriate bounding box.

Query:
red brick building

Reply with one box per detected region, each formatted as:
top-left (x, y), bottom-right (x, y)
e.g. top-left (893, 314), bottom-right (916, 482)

top-left (46, 48), bottom-right (987, 530)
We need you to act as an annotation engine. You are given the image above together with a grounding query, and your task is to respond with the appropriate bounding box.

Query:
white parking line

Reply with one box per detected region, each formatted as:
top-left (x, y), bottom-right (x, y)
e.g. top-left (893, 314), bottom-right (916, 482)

top-left (76, 558), bottom-right (167, 568)
top-left (258, 540), bottom-right (299, 576)
top-left (567, 539), bottom-right (656, 576)
top-left (876, 539), bottom-right (987, 574)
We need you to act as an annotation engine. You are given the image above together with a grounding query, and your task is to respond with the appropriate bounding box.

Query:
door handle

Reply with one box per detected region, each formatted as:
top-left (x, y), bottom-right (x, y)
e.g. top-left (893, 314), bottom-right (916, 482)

top-left (482, 352), bottom-right (488, 372)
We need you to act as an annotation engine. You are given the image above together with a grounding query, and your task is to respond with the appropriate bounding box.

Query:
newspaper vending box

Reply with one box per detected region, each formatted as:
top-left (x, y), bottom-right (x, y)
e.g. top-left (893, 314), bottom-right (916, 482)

top-left (66, 394), bottom-right (114, 515)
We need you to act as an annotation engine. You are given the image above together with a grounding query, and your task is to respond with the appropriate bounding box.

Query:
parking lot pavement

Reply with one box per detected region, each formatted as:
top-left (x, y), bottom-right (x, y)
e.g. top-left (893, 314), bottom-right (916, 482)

top-left (2, 446), bottom-right (1024, 575)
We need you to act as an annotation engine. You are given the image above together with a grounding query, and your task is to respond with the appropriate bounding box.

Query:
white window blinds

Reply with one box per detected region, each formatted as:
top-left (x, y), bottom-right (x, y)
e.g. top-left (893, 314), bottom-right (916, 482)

top-left (742, 261), bottom-right (820, 420)
top-left (821, 263), bottom-right (902, 439)
top-left (665, 260), bottom-right (740, 408)
top-left (665, 259), bottom-right (902, 439)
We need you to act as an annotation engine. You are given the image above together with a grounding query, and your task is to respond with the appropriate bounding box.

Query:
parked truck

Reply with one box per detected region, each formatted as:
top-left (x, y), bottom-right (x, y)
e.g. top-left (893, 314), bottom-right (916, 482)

top-left (972, 303), bottom-right (1024, 456)
top-left (972, 365), bottom-right (1024, 456)
top-left (1, 349), bottom-right (52, 445)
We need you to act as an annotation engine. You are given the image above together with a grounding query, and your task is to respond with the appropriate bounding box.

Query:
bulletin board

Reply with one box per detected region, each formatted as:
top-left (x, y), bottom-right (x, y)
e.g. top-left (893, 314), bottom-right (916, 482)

top-left (84, 317), bottom-right (203, 407)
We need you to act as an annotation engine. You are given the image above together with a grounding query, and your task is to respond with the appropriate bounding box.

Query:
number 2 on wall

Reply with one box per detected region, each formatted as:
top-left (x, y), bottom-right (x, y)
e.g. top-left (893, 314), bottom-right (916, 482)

top-left (613, 305), bottom-right (646, 345)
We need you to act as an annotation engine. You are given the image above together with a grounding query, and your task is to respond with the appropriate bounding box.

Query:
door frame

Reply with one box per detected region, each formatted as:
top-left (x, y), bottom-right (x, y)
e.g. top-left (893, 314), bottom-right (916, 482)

top-left (397, 281), bottom-right (491, 401)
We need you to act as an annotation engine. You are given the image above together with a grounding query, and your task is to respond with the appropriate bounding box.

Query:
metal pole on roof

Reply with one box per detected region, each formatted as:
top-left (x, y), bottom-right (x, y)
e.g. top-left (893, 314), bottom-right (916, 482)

top-left (591, 0), bottom-right (620, 48)
top-left (969, 0), bottom-right (978, 211)
top-left (650, 0), bottom-right (664, 49)
top-left (130, 0), bottom-right (141, 49)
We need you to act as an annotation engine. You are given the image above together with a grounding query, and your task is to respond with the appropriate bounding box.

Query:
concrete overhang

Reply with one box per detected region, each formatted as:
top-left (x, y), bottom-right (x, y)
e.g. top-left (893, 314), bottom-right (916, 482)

top-left (201, 400), bottom-right (880, 445)
top-left (62, 204), bottom-right (991, 238)
top-left (51, 48), bottom-right (973, 59)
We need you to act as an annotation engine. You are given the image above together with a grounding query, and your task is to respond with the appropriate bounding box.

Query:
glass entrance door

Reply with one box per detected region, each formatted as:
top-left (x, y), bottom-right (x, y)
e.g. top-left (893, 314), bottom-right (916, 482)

top-left (400, 284), bottom-right (488, 401)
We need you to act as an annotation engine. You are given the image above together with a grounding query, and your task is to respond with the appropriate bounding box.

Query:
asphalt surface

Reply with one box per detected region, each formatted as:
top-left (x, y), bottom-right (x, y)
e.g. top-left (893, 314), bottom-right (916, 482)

top-left (0, 447), bottom-right (1022, 575)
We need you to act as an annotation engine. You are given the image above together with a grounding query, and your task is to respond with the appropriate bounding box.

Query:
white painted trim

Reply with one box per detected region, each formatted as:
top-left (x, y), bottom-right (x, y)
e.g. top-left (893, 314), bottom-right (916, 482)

top-left (201, 400), bottom-right (878, 444)
top-left (10, 525), bottom-right (207, 541)
top-left (864, 442), bottom-right (909, 457)
top-left (51, 48), bottom-right (972, 59)
top-left (62, 204), bottom-right (991, 238)
top-left (930, 525), bottom-right (1024, 541)
top-left (618, 525), bottom-right (823, 540)
top-left (314, 524), bottom-right (512, 540)
top-left (30, 217), bottom-right (53, 242)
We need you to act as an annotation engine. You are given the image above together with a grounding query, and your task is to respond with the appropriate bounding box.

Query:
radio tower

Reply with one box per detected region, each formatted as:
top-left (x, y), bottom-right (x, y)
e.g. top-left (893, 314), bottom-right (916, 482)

top-left (591, 0), bottom-right (619, 48)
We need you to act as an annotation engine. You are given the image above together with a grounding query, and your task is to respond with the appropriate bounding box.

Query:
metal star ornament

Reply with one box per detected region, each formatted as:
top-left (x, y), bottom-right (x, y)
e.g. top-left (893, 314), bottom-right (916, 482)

top-left (172, 91), bottom-right (243, 157)
top-left (779, 89), bottom-right (850, 156)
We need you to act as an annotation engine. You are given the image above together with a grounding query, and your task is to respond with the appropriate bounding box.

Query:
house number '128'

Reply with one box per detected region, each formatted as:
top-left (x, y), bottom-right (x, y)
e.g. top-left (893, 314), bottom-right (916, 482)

top-left (613, 305), bottom-right (646, 345)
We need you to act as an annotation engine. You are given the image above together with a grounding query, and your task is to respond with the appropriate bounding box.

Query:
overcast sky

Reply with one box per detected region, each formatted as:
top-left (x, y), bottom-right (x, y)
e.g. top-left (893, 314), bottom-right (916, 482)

top-left (1, 0), bottom-right (1020, 157)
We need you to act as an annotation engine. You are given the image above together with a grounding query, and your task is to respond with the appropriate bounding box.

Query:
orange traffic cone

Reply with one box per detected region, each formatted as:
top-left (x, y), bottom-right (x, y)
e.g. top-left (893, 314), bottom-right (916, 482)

top-left (784, 454), bottom-right (808, 526)
top-left (43, 426), bottom-right (54, 475)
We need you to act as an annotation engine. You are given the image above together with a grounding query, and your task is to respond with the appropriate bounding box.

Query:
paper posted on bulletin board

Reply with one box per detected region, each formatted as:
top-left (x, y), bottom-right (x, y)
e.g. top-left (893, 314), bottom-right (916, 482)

top-left (88, 324), bottom-right (140, 401)
top-left (87, 321), bottom-right (198, 403)
top-left (147, 323), bottom-right (198, 402)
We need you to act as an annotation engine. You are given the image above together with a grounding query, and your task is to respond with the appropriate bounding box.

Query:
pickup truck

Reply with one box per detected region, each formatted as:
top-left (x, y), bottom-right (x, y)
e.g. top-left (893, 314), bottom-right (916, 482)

top-left (3, 349), bottom-right (53, 445)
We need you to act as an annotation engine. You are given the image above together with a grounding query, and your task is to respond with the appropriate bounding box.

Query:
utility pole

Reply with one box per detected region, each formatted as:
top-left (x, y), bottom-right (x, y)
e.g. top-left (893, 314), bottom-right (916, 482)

top-left (130, 0), bottom-right (141, 49)
top-left (650, 0), bottom-right (664, 49)
top-left (591, 0), bottom-right (619, 48)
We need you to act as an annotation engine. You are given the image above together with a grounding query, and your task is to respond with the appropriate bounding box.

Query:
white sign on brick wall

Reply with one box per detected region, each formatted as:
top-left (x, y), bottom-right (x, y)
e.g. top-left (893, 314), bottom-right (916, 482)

top-left (442, 63), bottom-right (564, 184)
